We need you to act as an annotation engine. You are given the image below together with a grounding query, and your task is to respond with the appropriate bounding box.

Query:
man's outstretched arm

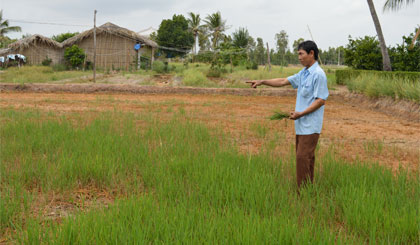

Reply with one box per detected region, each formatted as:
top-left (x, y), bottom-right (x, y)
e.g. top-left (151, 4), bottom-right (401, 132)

top-left (246, 78), bottom-right (290, 88)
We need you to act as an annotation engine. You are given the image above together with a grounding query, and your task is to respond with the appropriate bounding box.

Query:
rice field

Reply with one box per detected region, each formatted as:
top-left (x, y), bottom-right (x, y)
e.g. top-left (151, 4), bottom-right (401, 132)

top-left (0, 92), bottom-right (419, 244)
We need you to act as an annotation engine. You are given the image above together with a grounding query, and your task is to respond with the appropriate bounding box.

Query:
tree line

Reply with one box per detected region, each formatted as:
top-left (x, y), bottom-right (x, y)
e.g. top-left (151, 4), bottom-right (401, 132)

top-left (152, 11), bottom-right (418, 72)
top-left (1, 2), bottom-right (418, 72)
top-left (151, 12), bottom-right (346, 68)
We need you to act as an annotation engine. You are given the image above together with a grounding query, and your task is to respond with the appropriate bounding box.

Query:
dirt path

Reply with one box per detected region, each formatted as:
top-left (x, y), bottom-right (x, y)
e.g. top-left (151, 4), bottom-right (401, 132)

top-left (1, 83), bottom-right (419, 121)
top-left (1, 90), bottom-right (418, 172)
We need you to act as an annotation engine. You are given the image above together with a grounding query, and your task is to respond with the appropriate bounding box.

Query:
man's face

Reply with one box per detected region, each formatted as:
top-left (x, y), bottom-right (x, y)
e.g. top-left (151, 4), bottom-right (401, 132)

top-left (298, 49), bottom-right (315, 67)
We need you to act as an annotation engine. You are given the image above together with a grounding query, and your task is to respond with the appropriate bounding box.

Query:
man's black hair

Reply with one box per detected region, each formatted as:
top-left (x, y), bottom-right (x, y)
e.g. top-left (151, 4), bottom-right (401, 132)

top-left (298, 40), bottom-right (319, 60)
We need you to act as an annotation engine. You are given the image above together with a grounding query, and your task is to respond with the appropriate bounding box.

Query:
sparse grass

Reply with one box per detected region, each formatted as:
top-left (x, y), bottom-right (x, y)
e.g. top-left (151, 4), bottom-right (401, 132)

top-left (227, 65), bottom-right (300, 82)
top-left (0, 66), bottom-right (92, 84)
top-left (250, 121), bottom-right (269, 138)
top-left (1, 109), bottom-right (418, 243)
top-left (364, 139), bottom-right (384, 156)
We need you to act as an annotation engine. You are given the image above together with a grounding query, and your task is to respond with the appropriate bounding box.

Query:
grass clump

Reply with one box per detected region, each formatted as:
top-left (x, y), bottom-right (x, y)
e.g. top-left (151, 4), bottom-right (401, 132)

top-left (182, 69), bottom-right (214, 87)
top-left (347, 73), bottom-right (420, 102)
top-left (269, 111), bottom-right (289, 120)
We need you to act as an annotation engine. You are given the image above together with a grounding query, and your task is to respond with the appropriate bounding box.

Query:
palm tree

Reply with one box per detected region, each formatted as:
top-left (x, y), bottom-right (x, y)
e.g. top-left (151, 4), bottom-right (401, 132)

top-left (383, 0), bottom-right (418, 49)
top-left (204, 11), bottom-right (227, 50)
top-left (0, 10), bottom-right (21, 37)
top-left (187, 12), bottom-right (203, 55)
top-left (366, 0), bottom-right (392, 71)
top-left (232, 27), bottom-right (250, 49)
top-left (383, 0), bottom-right (416, 11)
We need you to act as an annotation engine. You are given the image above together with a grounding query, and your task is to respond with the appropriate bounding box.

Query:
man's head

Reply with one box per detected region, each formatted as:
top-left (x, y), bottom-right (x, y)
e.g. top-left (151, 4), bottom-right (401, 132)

top-left (297, 40), bottom-right (319, 68)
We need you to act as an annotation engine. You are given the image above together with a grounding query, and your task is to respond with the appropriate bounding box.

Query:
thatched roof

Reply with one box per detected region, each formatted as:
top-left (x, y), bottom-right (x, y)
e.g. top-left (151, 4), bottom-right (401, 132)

top-left (0, 48), bottom-right (12, 56)
top-left (62, 22), bottom-right (158, 48)
top-left (7, 34), bottom-right (62, 51)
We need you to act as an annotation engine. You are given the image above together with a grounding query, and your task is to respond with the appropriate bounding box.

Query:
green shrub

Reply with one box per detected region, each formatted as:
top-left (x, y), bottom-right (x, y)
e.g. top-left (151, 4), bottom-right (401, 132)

top-left (84, 61), bottom-right (93, 70)
top-left (336, 70), bottom-right (360, 85)
top-left (195, 51), bottom-right (213, 63)
top-left (207, 67), bottom-right (222, 78)
top-left (343, 36), bottom-right (382, 70)
top-left (52, 32), bottom-right (79, 43)
top-left (41, 56), bottom-right (52, 66)
top-left (152, 61), bottom-right (168, 73)
top-left (246, 61), bottom-right (259, 70)
top-left (64, 45), bottom-right (85, 69)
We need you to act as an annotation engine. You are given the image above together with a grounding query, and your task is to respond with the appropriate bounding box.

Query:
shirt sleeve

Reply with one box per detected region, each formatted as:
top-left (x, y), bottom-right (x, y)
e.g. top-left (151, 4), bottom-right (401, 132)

top-left (287, 73), bottom-right (299, 89)
top-left (313, 73), bottom-right (329, 100)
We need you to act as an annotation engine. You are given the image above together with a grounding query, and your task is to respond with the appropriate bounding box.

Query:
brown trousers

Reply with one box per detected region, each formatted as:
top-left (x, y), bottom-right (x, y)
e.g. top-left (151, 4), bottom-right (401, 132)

top-left (295, 134), bottom-right (320, 188)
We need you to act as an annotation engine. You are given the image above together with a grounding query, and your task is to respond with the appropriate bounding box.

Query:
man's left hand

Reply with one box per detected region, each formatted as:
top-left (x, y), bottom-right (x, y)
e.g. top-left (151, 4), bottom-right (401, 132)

top-left (289, 111), bottom-right (303, 120)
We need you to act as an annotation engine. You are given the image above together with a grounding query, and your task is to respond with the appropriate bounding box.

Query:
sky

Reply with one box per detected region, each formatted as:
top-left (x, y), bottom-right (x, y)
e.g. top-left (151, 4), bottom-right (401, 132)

top-left (1, 0), bottom-right (419, 50)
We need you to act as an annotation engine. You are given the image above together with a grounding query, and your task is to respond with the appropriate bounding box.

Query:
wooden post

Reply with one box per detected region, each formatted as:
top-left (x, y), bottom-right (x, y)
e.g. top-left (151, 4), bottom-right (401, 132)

top-left (337, 48), bottom-right (340, 66)
top-left (137, 50), bottom-right (140, 70)
top-left (151, 48), bottom-right (155, 70)
top-left (266, 42), bottom-right (271, 72)
top-left (230, 54), bottom-right (233, 73)
top-left (93, 10), bottom-right (97, 83)
top-left (307, 25), bottom-right (323, 65)
top-left (83, 50), bottom-right (86, 71)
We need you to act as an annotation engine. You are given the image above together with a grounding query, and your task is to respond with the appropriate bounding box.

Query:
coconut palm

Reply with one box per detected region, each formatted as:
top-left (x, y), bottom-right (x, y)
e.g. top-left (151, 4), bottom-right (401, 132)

top-left (383, 0), bottom-right (416, 11)
top-left (366, 0), bottom-right (392, 71)
top-left (232, 27), bottom-right (250, 49)
top-left (0, 10), bottom-right (21, 37)
top-left (383, 0), bottom-right (418, 48)
top-left (204, 11), bottom-right (227, 50)
top-left (187, 12), bottom-right (203, 55)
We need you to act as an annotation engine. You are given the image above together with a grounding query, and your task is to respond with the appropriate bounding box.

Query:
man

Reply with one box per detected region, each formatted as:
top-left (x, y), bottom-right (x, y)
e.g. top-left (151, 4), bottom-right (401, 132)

top-left (247, 40), bottom-right (329, 189)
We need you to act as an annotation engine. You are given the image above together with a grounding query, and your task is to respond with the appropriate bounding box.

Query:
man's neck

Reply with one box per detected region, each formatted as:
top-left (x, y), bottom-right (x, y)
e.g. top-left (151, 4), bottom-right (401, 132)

top-left (305, 60), bottom-right (316, 69)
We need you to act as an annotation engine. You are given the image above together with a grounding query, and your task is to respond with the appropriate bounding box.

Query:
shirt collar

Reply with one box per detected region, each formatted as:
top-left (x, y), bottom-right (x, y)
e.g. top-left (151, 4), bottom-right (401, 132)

top-left (304, 61), bottom-right (318, 74)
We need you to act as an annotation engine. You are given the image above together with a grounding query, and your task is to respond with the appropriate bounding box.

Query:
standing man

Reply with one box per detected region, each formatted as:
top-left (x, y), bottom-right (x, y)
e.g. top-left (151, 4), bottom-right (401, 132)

top-left (247, 40), bottom-right (329, 189)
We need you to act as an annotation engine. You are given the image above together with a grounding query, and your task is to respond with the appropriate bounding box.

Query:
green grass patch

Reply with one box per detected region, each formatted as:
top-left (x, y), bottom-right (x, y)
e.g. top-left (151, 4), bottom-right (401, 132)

top-left (182, 69), bottom-right (214, 87)
top-left (1, 109), bottom-right (418, 243)
top-left (0, 66), bottom-right (92, 84)
top-left (346, 73), bottom-right (420, 102)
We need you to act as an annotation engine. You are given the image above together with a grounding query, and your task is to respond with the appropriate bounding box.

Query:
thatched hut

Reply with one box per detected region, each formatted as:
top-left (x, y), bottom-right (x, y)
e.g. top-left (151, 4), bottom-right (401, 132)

top-left (62, 22), bottom-right (158, 70)
top-left (0, 48), bottom-right (12, 57)
top-left (2, 35), bottom-right (63, 65)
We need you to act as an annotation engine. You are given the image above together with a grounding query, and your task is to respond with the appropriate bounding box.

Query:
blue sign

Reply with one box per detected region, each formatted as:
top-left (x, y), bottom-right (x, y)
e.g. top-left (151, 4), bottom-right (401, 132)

top-left (134, 43), bottom-right (141, 50)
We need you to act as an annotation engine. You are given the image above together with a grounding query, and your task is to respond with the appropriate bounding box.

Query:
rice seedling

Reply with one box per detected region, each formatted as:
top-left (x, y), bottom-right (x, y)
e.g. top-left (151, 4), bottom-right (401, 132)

top-left (269, 111), bottom-right (289, 120)
top-left (1, 109), bottom-right (418, 244)
top-left (250, 121), bottom-right (269, 138)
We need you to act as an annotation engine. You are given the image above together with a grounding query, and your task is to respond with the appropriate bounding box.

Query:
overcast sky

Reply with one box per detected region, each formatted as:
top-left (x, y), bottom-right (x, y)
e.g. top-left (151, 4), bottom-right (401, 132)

top-left (1, 0), bottom-right (419, 50)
